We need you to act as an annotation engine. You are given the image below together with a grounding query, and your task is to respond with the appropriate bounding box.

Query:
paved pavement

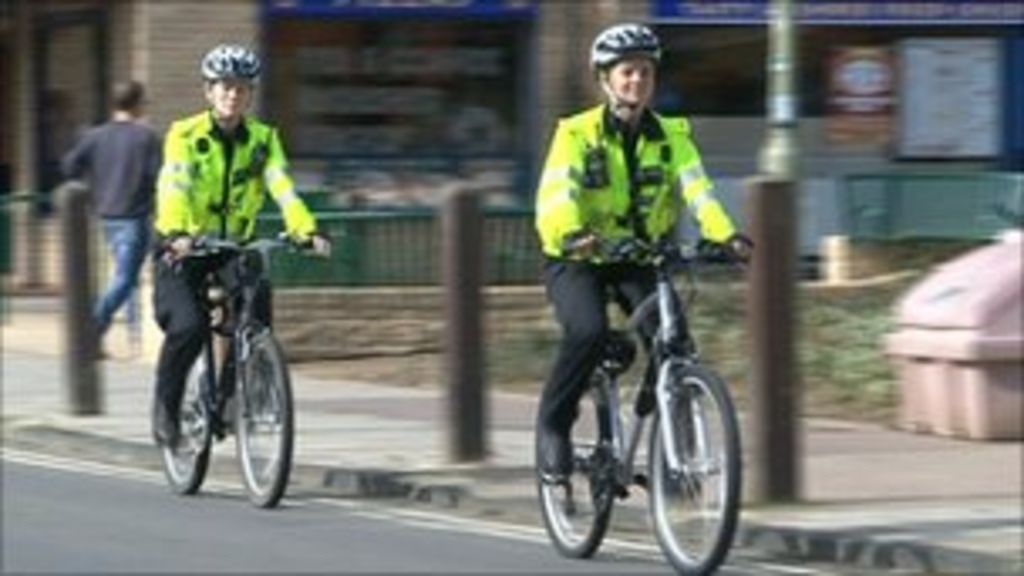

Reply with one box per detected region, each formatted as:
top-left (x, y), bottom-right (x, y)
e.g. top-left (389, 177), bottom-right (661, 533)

top-left (2, 296), bottom-right (1022, 574)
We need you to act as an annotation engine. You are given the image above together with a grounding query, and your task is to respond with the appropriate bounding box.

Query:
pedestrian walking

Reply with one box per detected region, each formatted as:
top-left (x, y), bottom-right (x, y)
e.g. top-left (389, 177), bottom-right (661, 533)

top-left (62, 80), bottom-right (162, 356)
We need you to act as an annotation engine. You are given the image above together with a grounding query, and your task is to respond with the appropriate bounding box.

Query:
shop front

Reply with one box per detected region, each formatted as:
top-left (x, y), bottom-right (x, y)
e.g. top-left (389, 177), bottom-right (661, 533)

top-left (650, 0), bottom-right (1024, 173)
top-left (262, 0), bottom-right (537, 208)
top-left (650, 0), bottom-right (1023, 252)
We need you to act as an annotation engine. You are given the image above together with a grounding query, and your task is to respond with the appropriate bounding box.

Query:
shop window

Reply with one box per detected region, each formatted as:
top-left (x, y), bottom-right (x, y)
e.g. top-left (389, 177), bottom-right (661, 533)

top-left (265, 19), bottom-right (529, 208)
top-left (653, 24), bottom-right (1011, 120)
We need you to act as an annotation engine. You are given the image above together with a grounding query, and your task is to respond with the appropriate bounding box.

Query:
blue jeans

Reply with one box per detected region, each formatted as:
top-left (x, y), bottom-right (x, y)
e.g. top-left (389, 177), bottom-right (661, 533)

top-left (94, 218), bottom-right (149, 337)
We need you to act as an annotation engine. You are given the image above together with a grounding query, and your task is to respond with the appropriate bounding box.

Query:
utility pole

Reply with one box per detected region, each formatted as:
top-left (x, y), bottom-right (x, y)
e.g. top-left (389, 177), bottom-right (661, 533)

top-left (759, 0), bottom-right (800, 178)
top-left (746, 0), bottom-right (801, 503)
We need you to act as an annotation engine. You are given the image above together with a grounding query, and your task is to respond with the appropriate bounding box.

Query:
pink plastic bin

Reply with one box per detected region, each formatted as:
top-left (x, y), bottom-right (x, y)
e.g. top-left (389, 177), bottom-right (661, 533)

top-left (885, 230), bottom-right (1023, 440)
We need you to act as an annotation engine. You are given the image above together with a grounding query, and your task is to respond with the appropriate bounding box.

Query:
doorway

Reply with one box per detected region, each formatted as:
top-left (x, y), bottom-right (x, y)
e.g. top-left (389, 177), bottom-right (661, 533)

top-left (32, 7), bottom-right (108, 214)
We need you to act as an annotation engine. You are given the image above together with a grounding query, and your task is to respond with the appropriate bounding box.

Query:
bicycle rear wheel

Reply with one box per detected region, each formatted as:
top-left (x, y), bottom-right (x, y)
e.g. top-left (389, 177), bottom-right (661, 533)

top-left (536, 370), bottom-right (616, 559)
top-left (648, 363), bottom-right (741, 576)
top-left (160, 353), bottom-right (212, 495)
top-left (235, 330), bottom-right (294, 508)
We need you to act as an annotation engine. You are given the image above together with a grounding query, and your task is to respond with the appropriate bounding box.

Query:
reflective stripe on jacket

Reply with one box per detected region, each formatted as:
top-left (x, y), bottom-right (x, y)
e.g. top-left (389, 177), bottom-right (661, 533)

top-left (154, 111), bottom-right (316, 241)
top-left (534, 105), bottom-right (735, 260)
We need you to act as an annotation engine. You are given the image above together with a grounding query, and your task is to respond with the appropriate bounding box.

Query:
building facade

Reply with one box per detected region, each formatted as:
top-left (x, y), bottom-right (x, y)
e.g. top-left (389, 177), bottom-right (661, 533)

top-left (2, 0), bottom-right (1021, 283)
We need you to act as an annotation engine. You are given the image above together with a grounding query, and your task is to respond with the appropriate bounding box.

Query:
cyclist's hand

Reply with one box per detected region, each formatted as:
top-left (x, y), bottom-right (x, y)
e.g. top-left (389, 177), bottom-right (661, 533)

top-left (165, 235), bottom-right (193, 261)
top-left (311, 233), bottom-right (332, 257)
top-left (725, 233), bottom-right (754, 264)
top-left (608, 237), bottom-right (648, 262)
top-left (562, 231), bottom-right (598, 258)
top-left (296, 232), bottom-right (331, 257)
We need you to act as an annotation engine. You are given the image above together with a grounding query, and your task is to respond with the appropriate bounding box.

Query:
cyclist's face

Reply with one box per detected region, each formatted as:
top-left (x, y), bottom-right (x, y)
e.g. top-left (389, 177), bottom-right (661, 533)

top-left (605, 57), bottom-right (656, 109)
top-left (205, 79), bottom-right (253, 122)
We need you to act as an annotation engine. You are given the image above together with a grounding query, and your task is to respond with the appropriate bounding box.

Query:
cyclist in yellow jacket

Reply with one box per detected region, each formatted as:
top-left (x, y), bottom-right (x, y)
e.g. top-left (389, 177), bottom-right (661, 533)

top-left (534, 24), bottom-right (753, 482)
top-left (151, 44), bottom-right (330, 446)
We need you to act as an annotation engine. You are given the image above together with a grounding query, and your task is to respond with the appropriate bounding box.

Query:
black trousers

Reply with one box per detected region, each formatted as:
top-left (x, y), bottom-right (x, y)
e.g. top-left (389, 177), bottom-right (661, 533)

top-left (538, 259), bottom-right (657, 436)
top-left (152, 253), bottom-right (271, 414)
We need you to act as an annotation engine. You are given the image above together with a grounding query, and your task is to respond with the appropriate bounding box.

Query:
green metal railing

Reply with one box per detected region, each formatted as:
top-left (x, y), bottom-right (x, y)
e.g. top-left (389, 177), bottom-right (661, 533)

top-left (0, 197), bottom-right (11, 275)
top-left (256, 207), bottom-right (541, 286)
top-left (9, 172), bottom-right (1023, 285)
top-left (843, 172), bottom-right (1024, 240)
top-left (0, 189), bottom-right (541, 287)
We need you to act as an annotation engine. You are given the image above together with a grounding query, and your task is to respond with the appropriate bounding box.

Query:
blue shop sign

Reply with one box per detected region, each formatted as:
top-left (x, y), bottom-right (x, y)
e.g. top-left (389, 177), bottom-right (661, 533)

top-left (652, 1), bottom-right (1024, 25)
top-left (265, 0), bottom-right (536, 19)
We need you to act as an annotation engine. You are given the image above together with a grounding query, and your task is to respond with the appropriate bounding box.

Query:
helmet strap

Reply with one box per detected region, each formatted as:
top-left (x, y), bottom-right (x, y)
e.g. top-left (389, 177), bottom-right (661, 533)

top-left (599, 77), bottom-right (643, 125)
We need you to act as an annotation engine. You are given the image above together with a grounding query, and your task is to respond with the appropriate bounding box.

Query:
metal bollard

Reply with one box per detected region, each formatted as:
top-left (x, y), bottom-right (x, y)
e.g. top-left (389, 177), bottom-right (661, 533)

top-left (442, 187), bottom-right (487, 462)
top-left (58, 181), bottom-right (102, 415)
top-left (745, 175), bottom-right (800, 503)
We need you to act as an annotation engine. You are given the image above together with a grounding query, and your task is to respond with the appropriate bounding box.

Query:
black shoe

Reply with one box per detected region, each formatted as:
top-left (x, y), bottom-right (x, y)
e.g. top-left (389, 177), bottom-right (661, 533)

top-left (213, 395), bottom-right (236, 439)
top-left (152, 402), bottom-right (180, 448)
top-left (537, 428), bottom-right (573, 484)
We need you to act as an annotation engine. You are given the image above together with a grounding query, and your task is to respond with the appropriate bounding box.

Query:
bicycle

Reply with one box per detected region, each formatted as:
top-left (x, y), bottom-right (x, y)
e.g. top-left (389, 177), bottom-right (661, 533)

top-left (536, 237), bottom-right (743, 576)
top-left (158, 235), bottom-right (305, 508)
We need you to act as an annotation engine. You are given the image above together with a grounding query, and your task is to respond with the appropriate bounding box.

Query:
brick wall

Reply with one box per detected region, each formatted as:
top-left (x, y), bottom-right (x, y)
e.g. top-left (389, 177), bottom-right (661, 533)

top-left (5, 0), bottom-right (259, 288)
top-left (533, 0), bottom-right (649, 174)
top-left (141, 0), bottom-right (260, 135)
top-left (272, 286), bottom-right (557, 361)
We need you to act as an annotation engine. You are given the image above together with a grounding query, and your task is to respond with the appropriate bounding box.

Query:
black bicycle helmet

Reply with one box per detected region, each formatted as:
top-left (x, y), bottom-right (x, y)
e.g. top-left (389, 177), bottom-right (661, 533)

top-left (201, 44), bottom-right (261, 82)
top-left (590, 23), bottom-right (662, 72)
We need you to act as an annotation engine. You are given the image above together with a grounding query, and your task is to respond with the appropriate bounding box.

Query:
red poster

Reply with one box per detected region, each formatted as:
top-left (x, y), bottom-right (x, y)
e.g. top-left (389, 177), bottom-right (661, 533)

top-left (827, 47), bottom-right (895, 147)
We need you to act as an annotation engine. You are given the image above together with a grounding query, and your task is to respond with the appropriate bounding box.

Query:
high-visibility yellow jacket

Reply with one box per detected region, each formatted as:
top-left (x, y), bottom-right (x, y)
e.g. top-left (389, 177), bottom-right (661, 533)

top-left (154, 111), bottom-right (316, 241)
top-left (534, 105), bottom-right (736, 260)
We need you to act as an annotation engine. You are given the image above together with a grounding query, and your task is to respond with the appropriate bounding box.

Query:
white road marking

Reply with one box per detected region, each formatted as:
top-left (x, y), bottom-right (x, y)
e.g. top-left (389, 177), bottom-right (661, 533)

top-left (3, 449), bottom-right (842, 575)
top-left (1, 448), bottom-right (239, 494)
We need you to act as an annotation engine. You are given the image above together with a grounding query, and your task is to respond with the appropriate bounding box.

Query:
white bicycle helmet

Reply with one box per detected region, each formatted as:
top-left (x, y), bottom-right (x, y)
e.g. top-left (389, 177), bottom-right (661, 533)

top-left (201, 44), bottom-right (261, 82)
top-left (590, 23), bottom-right (662, 72)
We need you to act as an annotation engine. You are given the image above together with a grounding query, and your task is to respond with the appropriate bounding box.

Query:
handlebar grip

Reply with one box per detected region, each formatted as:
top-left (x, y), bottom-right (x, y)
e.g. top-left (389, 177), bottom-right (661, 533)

top-left (560, 233), bottom-right (593, 255)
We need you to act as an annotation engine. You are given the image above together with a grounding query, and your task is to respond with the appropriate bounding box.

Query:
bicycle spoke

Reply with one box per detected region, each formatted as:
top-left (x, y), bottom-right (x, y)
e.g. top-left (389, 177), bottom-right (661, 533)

top-left (649, 364), bottom-right (741, 575)
top-left (537, 381), bottom-right (615, 559)
top-left (235, 333), bottom-right (293, 508)
top-left (160, 354), bottom-right (211, 496)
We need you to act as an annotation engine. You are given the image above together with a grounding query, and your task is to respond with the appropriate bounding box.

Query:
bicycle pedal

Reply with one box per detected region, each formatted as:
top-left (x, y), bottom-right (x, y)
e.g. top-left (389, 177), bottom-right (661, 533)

top-left (633, 473), bottom-right (649, 490)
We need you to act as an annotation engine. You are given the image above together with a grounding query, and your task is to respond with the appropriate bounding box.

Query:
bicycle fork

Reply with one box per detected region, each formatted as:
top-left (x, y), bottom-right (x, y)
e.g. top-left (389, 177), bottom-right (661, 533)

top-left (233, 327), bottom-right (254, 421)
top-left (655, 360), bottom-right (685, 475)
top-left (194, 336), bottom-right (219, 441)
top-left (656, 359), bottom-right (711, 481)
top-left (233, 325), bottom-right (275, 426)
top-left (652, 275), bottom-right (710, 479)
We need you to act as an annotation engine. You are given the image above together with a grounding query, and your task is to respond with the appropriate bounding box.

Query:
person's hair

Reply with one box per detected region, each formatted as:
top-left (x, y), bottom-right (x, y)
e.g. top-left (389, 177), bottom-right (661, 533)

top-left (112, 81), bottom-right (145, 113)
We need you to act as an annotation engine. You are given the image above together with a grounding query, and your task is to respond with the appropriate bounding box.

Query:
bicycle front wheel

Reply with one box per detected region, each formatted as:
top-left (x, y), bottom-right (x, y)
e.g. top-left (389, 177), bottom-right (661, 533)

top-left (536, 370), bottom-right (615, 559)
top-left (648, 363), bottom-right (741, 576)
top-left (235, 330), bottom-right (294, 508)
top-left (160, 353), bottom-right (212, 495)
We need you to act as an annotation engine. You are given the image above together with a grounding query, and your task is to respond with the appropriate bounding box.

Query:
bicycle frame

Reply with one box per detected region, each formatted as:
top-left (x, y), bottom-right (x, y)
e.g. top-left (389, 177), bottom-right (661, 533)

top-left (539, 237), bottom-right (743, 573)
top-left (598, 248), bottom-right (705, 489)
top-left (188, 238), bottom-right (287, 436)
top-left (160, 235), bottom-right (306, 508)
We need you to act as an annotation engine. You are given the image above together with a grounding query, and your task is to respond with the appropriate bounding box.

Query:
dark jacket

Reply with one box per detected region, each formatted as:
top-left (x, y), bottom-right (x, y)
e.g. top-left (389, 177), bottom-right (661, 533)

top-left (62, 120), bottom-right (162, 218)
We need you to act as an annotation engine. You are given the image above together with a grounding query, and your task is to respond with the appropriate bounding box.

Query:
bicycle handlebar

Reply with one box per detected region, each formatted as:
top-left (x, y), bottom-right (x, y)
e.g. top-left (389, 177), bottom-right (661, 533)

top-left (562, 235), bottom-right (742, 270)
top-left (184, 234), bottom-right (308, 261)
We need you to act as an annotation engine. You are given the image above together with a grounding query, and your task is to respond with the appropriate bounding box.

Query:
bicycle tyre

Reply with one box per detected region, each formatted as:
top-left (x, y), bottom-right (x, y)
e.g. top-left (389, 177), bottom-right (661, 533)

top-left (648, 362), bottom-right (741, 576)
top-left (235, 330), bottom-right (294, 508)
top-left (536, 370), bottom-right (616, 559)
top-left (160, 353), bottom-right (212, 495)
